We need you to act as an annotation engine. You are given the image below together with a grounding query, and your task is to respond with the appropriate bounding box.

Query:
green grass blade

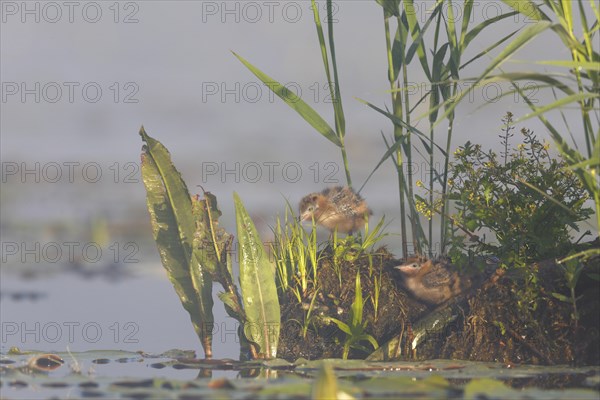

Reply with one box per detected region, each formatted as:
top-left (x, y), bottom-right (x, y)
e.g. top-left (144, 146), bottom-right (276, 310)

top-left (232, 51), bottom-right (340, 147)
top-left (310, 0), bottom-right (335, 104)
top-left (357, 98), bottom-right (447, 155)
top-left (140, 126), bottom-right (214, 358)
top-left (567, 150), bottom-right (599, 170)
top-left (404, 5), bottom-right (442, 66)
top-left (459, 0), bottom-right (475, 49)
top-left (460, 29), bottom-right (520, 71)
top-left (374, 0), bottom-right (400, 17)
top-left (444, 0), bottom-right (458, 68)
top-left (514, 93), bottom-right (599, 123)
top-left (501, 0), bottom-right (545, 21)
top-left (479, 72), bottom-right (575, 94)
top-left (234, 192), bottom-right (280, 358)
top-left (425, 21), bottom-right (553, 126)
top-left (530, 60), bottom-right (600, 70)
top-left (462, 11), bottom-right (520, 50)
top-left (358, 134), bottom-right (406, 194)
top-left (549, 24), bottom-right (588, 53)
top-left (430, 43), bottom-right (450, 122)
top-left (560, 0), bottom-right (574, 32)
top-left (326, 0), bottom-right (346, 137)
top-left (403, 0), bottom-right (433, 81)
top-left (590, 0), bottom-right (600, 23)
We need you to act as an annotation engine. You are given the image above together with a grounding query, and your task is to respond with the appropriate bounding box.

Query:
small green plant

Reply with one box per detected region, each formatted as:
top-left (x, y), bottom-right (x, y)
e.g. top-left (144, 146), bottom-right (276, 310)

top-left (333, 217), bottom-right (388, 263)
top-left (271, 205), bottom-right (322, 298)
top-left (330, 216), bottom-right (388, 286)
top-left (552, 257), bottom-right (586, 328)
top-left (295, 287), bottom-right (322, 339)
top-left (370, 274), bottom-right (382, 322)
top-left (435, 0), bottom-right (599, 264)
top-left (327, 272), bottom-right (379, 359)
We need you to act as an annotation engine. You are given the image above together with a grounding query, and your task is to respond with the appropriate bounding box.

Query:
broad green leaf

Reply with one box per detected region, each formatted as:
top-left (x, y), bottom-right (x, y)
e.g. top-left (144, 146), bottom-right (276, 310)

top-left (232, 51), bottom-right (341, 147)
top-left (566, 157), bottom-right (600, 170)
top-left (191, 190), bottom-right (251, 360)
top-left (590, 0), bottom-right (600, 23)
top-left (140, 126), bottom-right (214, 358)
top-left (329, 319), bottom-right (353, 335)
top-left (218, 291), bottom-right (244, 323)
top-left (234, 192), bottom-right (280, 358)
top-left (191, 192), bottom-right (230, 276)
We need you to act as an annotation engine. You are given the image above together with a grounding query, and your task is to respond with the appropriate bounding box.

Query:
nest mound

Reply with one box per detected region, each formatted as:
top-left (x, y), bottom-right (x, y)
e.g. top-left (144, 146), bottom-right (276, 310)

top-left (277, 243), bottom-right (599, 365)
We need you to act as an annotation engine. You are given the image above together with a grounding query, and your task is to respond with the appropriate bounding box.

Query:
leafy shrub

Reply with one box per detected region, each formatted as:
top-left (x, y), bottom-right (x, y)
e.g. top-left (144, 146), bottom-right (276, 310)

top-left (420, 113), bottom-right (593, 268)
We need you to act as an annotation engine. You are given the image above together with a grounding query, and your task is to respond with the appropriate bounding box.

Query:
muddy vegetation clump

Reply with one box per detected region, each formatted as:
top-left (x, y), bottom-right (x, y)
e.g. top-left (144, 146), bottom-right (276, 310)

top-left (278, 246), bottom-right (428, 360)
top-left (277, 244), bottom-right (600, 365)
top-left (432, 257), bottom-right (600, 365)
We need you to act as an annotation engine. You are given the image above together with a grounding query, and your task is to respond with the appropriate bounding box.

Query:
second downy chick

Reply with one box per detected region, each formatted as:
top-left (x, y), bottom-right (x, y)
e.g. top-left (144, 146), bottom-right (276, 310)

top-left (394, 257), bottom-right (473, 306)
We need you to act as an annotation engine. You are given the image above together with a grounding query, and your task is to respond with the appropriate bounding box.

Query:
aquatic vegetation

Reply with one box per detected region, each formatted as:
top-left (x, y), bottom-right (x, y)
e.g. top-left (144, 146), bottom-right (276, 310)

top-left (425, 113), bottom-right (592, 267)
top-left (138, 0), bottom-right (598, 364)
top-left (326, 272), bottom-right (379, 359)
top-left (140, 128), bottom-right (280, 360)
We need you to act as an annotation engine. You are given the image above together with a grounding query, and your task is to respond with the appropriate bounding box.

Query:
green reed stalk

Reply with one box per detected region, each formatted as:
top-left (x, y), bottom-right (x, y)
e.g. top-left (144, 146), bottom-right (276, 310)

top-left (383, 11), bottom-right (409, 257)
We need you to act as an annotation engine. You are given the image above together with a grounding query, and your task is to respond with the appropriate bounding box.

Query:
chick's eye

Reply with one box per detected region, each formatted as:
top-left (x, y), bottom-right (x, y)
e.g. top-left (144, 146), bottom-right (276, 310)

top-left (307, 205), bottom-right (314, 212)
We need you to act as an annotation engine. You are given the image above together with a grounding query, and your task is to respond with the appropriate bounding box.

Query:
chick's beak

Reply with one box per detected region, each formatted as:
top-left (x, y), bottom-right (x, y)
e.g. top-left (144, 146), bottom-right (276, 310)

top-left (299, 211), bottom-right (311, 222)
top-left (394, 264), bottom-right (420, 275)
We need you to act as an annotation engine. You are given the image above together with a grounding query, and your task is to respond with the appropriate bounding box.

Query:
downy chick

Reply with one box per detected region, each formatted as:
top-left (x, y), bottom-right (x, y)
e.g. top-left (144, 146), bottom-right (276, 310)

top-left (395, 257), bottom-right (472, 305)
top-left (298, 186), bottom-right (372, 234)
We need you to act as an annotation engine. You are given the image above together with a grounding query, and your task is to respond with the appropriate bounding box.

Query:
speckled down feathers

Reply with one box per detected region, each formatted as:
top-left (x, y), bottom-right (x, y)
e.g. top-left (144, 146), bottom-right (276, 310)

top-left (298, 186), bottom-right (372, 233)
top-left (394, 257), bottom-right (471, 305)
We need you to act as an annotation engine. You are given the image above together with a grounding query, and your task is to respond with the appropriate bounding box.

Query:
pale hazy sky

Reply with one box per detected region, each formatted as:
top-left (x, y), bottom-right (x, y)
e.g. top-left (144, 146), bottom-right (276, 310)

top-left (2, 1), bottom-right (571, 223)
